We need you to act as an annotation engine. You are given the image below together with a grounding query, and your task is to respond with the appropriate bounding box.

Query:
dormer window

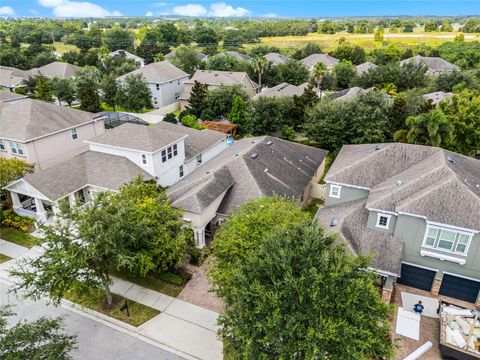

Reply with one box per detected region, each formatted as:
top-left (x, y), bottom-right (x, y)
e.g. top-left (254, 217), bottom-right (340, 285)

top-left (329, 184), bottom-right (341, 198)
top-left (376, 213), bottom-right (391, 229)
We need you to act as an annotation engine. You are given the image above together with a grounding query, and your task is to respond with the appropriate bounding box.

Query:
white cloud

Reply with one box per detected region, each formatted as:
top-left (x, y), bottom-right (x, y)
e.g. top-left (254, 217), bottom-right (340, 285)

top-left (154, 2), bottom-right (168, 7)
top-left (172, 4), bottom-right (207, 16)
top-left (30, 9), bottom-right (39, 15)
top-left (208, 2), bottom-right (249, 17)
top-left (145, 11), bottom-right (153, 16)
top-left (38, 0), bottom-right (122, 17)
top-left (0, 6), bottom-right (15, 16)
top-left (262, 13), bottom-right (277, 18)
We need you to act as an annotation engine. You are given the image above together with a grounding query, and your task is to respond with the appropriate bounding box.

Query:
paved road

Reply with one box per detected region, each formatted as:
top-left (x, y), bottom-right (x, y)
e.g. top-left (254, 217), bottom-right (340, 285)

top-left (0, 284), bottom-right (185, 360)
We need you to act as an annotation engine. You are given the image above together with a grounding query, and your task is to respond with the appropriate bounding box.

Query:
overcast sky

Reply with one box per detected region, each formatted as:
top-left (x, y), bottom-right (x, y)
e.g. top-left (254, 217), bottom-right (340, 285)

top-left (2, 1), bottom-right (480, 18)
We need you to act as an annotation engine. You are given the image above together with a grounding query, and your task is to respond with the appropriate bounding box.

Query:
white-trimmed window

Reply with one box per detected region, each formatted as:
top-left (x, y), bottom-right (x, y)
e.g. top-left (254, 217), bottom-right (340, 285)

top-left (376, 213), bottom-right (391, 229)
top-left (161, 149), bottom-right (167, 163)
top-left (156, 84), bottom-right (160, 90)
top-left (141, 154), bottom-right (147, 165)
top-left (179, 165), bottom-right (184, 178)
top-left (196, 154), bottom-right (202, 165)
top-left (0, 139), bottom-right (5, 151)
top-left (422, 225), bottom-right (473, 255)
top-left (329, 184), bottom-right (341, 198)
top-left (9, 141), bottom-right (25, 156)
top-left (71, 128), bottom-right (78, 140)
top-left (173, 144), bottom-right (178, 156)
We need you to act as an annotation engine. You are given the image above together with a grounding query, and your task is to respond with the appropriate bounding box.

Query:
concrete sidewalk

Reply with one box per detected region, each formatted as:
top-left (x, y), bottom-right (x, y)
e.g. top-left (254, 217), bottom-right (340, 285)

top-left (0, 239), bottom-right (30, 258)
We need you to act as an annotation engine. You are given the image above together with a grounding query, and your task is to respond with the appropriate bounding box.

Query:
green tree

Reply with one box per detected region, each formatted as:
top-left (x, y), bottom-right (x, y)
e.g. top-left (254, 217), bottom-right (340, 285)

top-left (281, 125), bottom-right (296, 140)
top-left (204, 54), bottom-right (239, 71)
top-left (0, 158), bottom-right (33, 206)
top-left (292, 43), bottom-right (322, 60)
top-left (435, 70), bottom-right (474, 92)
top-left (11, 177), bottom-right (186, 306)
top-left (228, 96), bottom-right (248, 132)
top-left (75, 67), bottom-right (101, 113)
top-left (272, 60), bottom-right (309, 86)
top-left (312, 62), bottom-right (328, 94)
top-left (163, 113), bottom-right (177, 124)
top-left (333, 60), bottom-right (356, 89)
top-left (169, 46), bottom-right (202, 76)
top-left (103, 27), bottom-right (134, 52)
top-left (0, 307), bottom-right (77, 360)
top-left (116, 74), bottom-right (152, 112)
top-left (440, 21), bottom-right (453, 32)
top-left (187, 80), bottom-right (209, 117)
top-left (52, 77), bottom-right (76, 107)
top-left (210, 196), bottom-right (309, 290)
top-left (424, 21), bottom-right (439, 32)
top-left (218, 223), bottom-right (393, 359)
top-left (374, 28), bottom-right (384, 42)
top-left (394, 109), bottom-right (454, 147)
top-left (331, 44), bottom-right (366, 64)
top-left (181, 114), bottom-right (204, 130)
top-left (33, 75), bottom-right (53, 102)
top-left (252, 56), bottom-right (269, 88)
top-left (206, 85), bottom-right (249, 118)
top-left (100, 73), bottom-right (119, 111)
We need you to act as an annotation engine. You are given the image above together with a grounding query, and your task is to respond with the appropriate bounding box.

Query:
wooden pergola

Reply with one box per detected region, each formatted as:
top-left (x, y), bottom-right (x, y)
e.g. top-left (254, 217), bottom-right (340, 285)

top-left (201, 121), bottom-right (237, 135)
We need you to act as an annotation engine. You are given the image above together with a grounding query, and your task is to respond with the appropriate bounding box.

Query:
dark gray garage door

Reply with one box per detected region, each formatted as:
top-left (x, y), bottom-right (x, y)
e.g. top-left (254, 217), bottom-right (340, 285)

top-left (397, 263), bottom-right (436, 291)
top-left (439, 274), bottom-right (480, 303)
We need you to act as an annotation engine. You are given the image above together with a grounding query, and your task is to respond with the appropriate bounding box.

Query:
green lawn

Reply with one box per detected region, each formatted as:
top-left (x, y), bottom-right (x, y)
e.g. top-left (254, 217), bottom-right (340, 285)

top-left (53, 42), bottom-right (80, 54)
top-left (114, 269), bottom-right (191, 298)
top-left (65, 287), bottom-right (159, 326)
top-left (100, 102), bottom-right (151, 114)
top-left (0, 228), bottom-right (38, 248)
top-left (0, 254), bottom-right (12, 264)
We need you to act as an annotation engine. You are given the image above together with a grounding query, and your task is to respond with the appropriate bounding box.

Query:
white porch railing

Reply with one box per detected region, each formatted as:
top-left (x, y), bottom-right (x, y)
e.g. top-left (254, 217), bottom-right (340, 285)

top-left (14, 207), bottom-right (40, 220)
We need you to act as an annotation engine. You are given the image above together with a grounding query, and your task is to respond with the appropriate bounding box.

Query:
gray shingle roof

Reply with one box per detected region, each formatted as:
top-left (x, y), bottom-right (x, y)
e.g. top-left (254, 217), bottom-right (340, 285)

top-left (264, 52), bottom-right (291, 65)
top-left (111, 50), bottom-right (145, 62)
top-left (327, 143), bottom-right (480, 230)
top-left (185, 69), bottom-right (248, 86)
top-left (254, 82), bottom-right (306, 99)
top-left (0, 91), bottom-right (27, 102)
top-left (117, 60), bottom-right (188, 83)
top-left (19, 151), bottom-right (153, 201)
top-left (400, 56), bottom-right (459, 72)
top-left (0, 98), bottom-right (100, 142)
top-left (301, 53), bottom-right (339, 68)
top-left (30, 62), bottom-right (81, 79)
top-left (0, 66), bottom-right (30, 88)
top-left (356, 61), bottom-right (378, 75)
top-left (423, 91), bottom-right (453, 105)
top-left (168, 136), bottom-right (328, 214)
top-left (219, 51), bottom-right (252, 62)
top-left (165, 50), bottom-right (207, 61)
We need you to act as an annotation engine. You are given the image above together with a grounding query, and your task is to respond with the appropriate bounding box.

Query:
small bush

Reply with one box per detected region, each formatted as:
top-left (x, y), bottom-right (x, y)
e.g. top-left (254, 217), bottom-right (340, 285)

top-left (181, 114), bottom-right (205, 130)
top-left (157, 272), bottom-right (185, 286)
top-left (178, 110), bottom-right (189, 120)
top-left (2, 210), bottom-right (34, 232)
top-left (163, 113), bottom-right (177, 124)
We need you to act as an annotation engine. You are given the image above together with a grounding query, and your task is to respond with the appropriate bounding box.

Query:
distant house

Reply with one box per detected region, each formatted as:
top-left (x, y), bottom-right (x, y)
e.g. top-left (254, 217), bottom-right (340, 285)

top-left (356, 61), bottom-right (378, 76)
top-left (117, 61), bottom-right (189, 109)
top-left (400, 55), bottom-right (459, 76)
top-left (0, 98), bottom-right (105, 170)
top-left (316, 143), bottom-right (480, 305)
top-left (0, 66), bottom-right (30, 91)
top-left (165, 50), bottom-right (208, 62)
top-left (330, 86), bottom-right (380, 101)
top-left (179, 70), bottom-right (260, 110)
top-left (4, 151), bottom-right (152, 223)
top-left (86, 121), bottom-right (227, 186)
top-left (301, 53), bottom-right (339, 70)
top-left (254, 82), bottom-right (308, 99)
top-left (29, 61), bottom-right (81, 79)
top-left (218, 51), bottom-right (252, 63)
top-left (168, 136), bottom-right (328, 247)
top-left (264, 52), bottom-right (292, 66)
top-left (423, 91), bottom-right (453, 106)
top-left (111, 49), bottom-right (145, 67)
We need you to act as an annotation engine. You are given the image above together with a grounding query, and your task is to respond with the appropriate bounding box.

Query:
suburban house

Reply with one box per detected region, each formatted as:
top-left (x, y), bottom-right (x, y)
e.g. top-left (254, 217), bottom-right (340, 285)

top-left (0, 98), bottom-right (105, 170)
top-left (330, 86), bottom-right (381, 101)
top-left (4, 151), bottom-right (153, 223)
top-left (400, 55), bottom-right (459, 76)
top-left (111, 49), bottom-right (145, 67)
top-left (167, 136), bottom-right (328, 247)
top-left (301, 53), bottom-right (339, 70)
top-left (356, 61), bottom-right (378, 75)
top-left (254, 82), bottom-right (308, 99)
top-left (264, 52), bottom-right (292, 66)
top-left (179, 70), bottom-right (260, 110)
top-left (85, 121), bottom-right (227, 186)
top-left (165, 50), bottom-right (208, 62)
top-left (29, 61), bottom-right (81, 79)
top-left (423, 91), bottom-right (453, 106)
top-left (117, 61), bottom-right (189, 109)
top-left (315, 143), bottom-right (480, 305)
top-left (218, 51), bottom-right (252, 63)
top-left (0, 66), bottom-right (30, 91)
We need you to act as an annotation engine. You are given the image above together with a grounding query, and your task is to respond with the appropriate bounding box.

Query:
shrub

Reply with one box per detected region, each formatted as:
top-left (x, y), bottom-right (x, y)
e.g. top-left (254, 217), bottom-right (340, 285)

top-left (158, 272), bottom-right (184, 286)
top-left (163, 113), bottom-right (177, 124)
top-left (181, 114), bottom-right (205, 130)
top-left (2, 210), bottom-right (34, 232)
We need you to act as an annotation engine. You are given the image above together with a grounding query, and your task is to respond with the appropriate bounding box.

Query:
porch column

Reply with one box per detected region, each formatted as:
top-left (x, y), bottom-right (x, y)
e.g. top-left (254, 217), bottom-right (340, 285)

top-left (11, 192), bottom-right (21, 209)
top-left (194, 227), bottom-right (206, 248)
top-left (34, 198), bottom-right (47, 220)
top-left (68, 193), bottom-right (76, 208)
top-left (52, 203), bottom-right (61, 216)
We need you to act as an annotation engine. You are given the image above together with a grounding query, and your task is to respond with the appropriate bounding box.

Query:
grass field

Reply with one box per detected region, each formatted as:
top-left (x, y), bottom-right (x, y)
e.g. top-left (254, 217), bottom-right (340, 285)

top-left (0, 254), bottom-right (12, 264)
top-left (249, 30), bottom-right (480, 54)
top-left (53, 42), bottom-right (80, 54)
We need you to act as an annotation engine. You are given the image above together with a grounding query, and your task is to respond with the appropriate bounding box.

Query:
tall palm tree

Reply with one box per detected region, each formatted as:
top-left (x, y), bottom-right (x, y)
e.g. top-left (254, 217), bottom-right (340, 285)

top-left (394, 109), bottom-right (454, 147)
top-left (252, 56), bottom-right (269, 88)
top-left (312, 62), bottom-right (328, 98)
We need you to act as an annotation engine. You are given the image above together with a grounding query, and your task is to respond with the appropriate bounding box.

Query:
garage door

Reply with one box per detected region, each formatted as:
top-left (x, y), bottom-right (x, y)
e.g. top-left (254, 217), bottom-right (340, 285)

top-left (439, 274), bottom-right (480, 303)
top-left (397, 263), bottom-right (436, 291)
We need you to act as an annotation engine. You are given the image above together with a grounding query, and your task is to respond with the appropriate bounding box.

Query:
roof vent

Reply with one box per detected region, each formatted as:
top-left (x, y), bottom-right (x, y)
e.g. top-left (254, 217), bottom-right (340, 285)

top-left (374, 144), bottom-right (381, 151)
top-left (396, 180), bottom-right (403, 187)
top-left (234, 153), bottom-right (239, 157)
top-left (447, 155), bottom-right (454, 163)
top-left (330, 218), bottom-right (338, 227)
top-left (264, 168), bottom-right (268, 172)
top-left (250, 153), bottom-right (258, 160)
top-left (266, 140), bottom-right (273, 146)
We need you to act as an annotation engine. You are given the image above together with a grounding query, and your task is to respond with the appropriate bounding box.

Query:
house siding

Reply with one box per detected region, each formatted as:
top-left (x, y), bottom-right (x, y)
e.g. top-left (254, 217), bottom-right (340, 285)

top-left (148, 76), bottom-right (188, 109)
top-left (324, 183), bottom-right (369, 206)
top-left (395, 214), bottom-right (480, 280)
top-left (366, 210), bottom-right (397, 234)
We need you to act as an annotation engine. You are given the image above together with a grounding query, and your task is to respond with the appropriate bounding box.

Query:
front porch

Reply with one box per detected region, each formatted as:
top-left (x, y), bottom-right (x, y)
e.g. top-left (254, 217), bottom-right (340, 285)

top-left (10, 191), bottom-right (54, 224)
